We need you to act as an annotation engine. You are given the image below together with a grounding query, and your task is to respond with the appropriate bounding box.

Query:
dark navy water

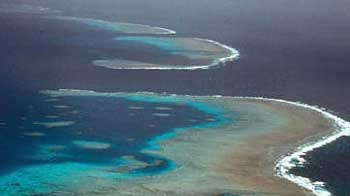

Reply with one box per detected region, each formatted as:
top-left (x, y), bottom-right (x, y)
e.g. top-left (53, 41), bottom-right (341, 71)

top-left (1, 0), bottom-right (350, 195)
top-left (0, 92), bottom-right (215, 176)
top-left (290, 136), bottom-right (350, 196)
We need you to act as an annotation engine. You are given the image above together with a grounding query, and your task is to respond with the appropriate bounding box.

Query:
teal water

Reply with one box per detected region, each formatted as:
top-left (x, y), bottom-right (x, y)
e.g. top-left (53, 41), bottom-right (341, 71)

top-left (49, 16), bottom-right (132, 33)
top-left (47, 16), bottom-right (175, 35)
top-left (73, 18), bottom-right (129, 32)
top-left (0, 92), bottom-right (229, 195)
top-left (115, 36), bottom-right (185, 55)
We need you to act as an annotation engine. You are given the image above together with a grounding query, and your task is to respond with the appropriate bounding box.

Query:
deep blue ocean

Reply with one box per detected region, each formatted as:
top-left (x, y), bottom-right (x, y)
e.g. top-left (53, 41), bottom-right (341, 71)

top-left (1, 0), bottom-right (350, 195)
top-left (290, 136), bottom-right (350, 196)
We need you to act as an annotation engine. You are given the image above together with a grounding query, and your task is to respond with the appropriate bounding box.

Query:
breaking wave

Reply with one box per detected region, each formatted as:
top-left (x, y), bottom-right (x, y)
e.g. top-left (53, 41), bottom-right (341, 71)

top-left (44, 89), bottom-right (348, 195)
top-left (238, 97), bottom-right (350, 196)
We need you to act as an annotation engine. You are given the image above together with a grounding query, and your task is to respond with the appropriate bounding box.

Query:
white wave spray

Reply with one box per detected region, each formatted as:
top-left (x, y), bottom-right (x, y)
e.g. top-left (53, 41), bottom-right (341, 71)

top-left (43, 89), bottom-right (350, 195)
top-left (93, 38), bottom-right (240, 70)
top-left (236, 97), bottom-right (350, 196)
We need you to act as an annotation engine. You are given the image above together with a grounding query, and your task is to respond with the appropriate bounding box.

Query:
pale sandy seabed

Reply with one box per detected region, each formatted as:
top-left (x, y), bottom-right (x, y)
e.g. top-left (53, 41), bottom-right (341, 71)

top-left (0, 3), bottom-right (347, 196)
top-left (42, 16), bottom-right (240, 70)
top-left (45, 16), bottom-right (176, 35)
top-left (94, 38), bottom-right (239, 70)
top-left (15, 89), bottom-right (343, 196)
top-left (0, 9), bottom-right (239, 70)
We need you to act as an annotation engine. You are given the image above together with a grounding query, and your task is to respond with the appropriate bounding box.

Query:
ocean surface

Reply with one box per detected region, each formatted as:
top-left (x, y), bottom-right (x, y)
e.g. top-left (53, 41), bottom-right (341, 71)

top-left (290, 136), bottom-right (350, 196)
top-left (0, 93), bottom-right (214, 175)
top-left (0, 90), bottom-right (225, 195)
top-left (1, 0), bottom-right (350, 195)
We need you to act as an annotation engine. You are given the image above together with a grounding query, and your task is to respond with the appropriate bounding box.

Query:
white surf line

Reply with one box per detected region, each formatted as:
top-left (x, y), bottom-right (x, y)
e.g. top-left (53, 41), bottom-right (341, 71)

top-left (42, 16), bottom-right (238, 70)
top-left (233, 96), bottom-right (350, 196)
top-left (43, 89), bottom-right (346, 195)
top-left (115, 22), bottom-right (176, 35)
top-left (140, 93), bottom-right (347, 195)
top-left (45, 16), bottom-right (176, 35)
top-left (193, 38), bottom-right (240, 67)
top-left (93, 38), bottom-right (240, 70)
top-left (93, 62), bottom-right (215, 70)
top-left (152, 26), bottom-right (177, 35)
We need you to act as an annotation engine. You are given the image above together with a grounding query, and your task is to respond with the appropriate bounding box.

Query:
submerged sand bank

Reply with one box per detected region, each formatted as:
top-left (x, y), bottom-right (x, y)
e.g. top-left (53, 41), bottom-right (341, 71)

top-left (33, 90), bottom-right (338, 195)
top-left (215, 99), bottom-right (333, 196)
top-left (139, 97), bottom-right (334, 196)
top-left (46, 16), bottom-right (176, 35)
top-left (94, 38), bottom-right (239, 70)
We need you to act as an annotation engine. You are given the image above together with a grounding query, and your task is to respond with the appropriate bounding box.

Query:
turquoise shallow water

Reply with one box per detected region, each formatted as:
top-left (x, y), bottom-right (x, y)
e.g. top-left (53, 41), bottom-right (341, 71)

top-left (70, 17), bottom-right (130, 33)
top-left (0, 92), bottom-right (229, 195)
top-left (115, 36), bottom-right (185, 55)
top-left (48, 16), bottom-right (147, 33)
top-left (1, 2), bottom-right (349, 195)
top-left (47, 16), bottom-right (175, 35)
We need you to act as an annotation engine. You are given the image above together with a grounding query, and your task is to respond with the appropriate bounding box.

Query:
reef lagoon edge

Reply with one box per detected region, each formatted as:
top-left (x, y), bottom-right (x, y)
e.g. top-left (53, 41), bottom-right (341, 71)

top-left (4, 89), bottom-right (344, 196)
top-left (93, 38), bottom-right (240, 70)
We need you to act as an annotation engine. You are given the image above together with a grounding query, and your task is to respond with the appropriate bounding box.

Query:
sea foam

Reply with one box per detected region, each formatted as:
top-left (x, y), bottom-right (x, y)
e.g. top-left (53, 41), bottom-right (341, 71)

top-left (94, 38), bottom-right (240, 70)
top-left (236, 97), bottom-right (350, 196)
top-left (42, 89), bottom-right (348, 195)
top-left (46, 16), bottom-right (176, 35)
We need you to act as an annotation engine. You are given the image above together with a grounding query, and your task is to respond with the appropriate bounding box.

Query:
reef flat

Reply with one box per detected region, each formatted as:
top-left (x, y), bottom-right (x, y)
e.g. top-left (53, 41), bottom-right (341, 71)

top-left (1, 8), bottom-right (239, 70)
top-left (94, 37), bottom-right (239, 70)
top-left (2, 89), bottom-right (334, 196)
top-left (43, 15), bottom-right (239, 70)
top-left (0, 89), bottom-right (220, 196)
top-left (46, 16), bottom-right (176, 35)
